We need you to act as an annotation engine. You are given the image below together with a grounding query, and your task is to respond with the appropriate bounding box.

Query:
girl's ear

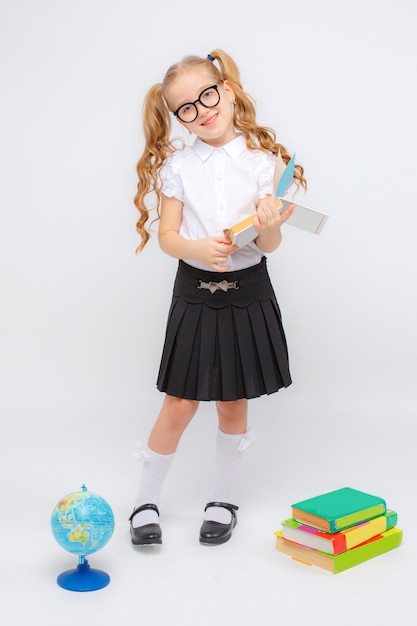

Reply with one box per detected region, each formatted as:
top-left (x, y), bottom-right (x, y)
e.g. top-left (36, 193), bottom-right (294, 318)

top-left (222, 80), bottom-right (236, 103)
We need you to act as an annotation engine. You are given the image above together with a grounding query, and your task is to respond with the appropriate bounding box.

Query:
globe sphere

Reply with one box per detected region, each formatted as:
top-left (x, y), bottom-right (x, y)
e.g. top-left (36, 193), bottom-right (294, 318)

top-left (51, 486), bottom-right (114, 557)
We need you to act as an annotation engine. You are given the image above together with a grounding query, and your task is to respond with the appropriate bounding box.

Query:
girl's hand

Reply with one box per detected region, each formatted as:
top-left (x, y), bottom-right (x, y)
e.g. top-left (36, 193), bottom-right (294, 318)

top-left (253, 196), bottom-right (295, 253)
top-left (159, 196), bottom-right (237, 269)
top-left (253, 196), bottom-right (294, 234)
top-left (195, 237), bottom-right (238, 272)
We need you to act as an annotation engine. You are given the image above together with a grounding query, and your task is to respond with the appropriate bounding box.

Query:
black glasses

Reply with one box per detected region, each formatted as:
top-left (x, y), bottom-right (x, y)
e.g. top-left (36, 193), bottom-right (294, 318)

top-left (173, 84), bottom-right (220, 123)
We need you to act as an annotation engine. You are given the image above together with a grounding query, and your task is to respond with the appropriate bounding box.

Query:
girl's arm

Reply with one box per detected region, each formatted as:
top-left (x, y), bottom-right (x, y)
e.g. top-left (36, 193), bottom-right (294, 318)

top-left (158, 195), bottom-right (238, 272)
top-left (254, 196), bottom-right (295, 253)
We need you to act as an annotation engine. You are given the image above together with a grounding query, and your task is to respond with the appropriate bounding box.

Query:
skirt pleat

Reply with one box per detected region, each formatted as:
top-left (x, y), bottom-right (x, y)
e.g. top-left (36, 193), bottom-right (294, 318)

top-left (157, 297), bottom-right (200, 395)
top-left (196, 305), bottom-right (217, 400)
top-left (260, 299), bottom-right (290, 388)
top-left (156, 258), bottom-right (291, 401)
top-left (217, 305), bottom-right (243, 401)
top-left (232, 305), bottom-right (262, 399)
top-left (247, 301), bottom-right (274, 394)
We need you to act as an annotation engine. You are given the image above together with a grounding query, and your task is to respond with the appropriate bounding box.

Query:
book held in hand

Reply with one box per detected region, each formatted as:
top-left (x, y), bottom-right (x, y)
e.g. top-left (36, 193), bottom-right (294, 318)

top-left (275, 527), bottom-right (402, 574)
top-left (223, 200), bottom-right (329, 246)
top-left (291, 487), bottom-right (387, 533)
top-left (281, 510), bottom-right (397, 555)
top-left (223, 212), bottom-right (264, 248)
top-left (223, 152), bottom-right (328, 247)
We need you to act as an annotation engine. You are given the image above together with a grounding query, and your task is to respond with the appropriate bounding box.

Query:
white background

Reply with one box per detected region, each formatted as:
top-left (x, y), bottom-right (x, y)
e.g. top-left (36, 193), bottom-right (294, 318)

top-left (1, 0), bottom-right (416, 624)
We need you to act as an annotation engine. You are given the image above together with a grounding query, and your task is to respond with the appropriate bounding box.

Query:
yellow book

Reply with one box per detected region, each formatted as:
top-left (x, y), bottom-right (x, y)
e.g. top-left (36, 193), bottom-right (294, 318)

top-left (275, 527), bottom-right (402, 574)
top-left (281, 510), bottom-right (397, 555)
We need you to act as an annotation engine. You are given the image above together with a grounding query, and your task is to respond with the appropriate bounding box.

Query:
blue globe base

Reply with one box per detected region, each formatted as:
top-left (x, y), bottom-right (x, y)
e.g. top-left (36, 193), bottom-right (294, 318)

top-left (57, 558), bottom-right (110, 592)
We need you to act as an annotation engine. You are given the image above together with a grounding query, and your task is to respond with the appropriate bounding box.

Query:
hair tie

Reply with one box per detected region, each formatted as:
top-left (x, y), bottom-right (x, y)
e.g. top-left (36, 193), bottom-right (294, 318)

top-left (207, 54), bottom-right (215, 62)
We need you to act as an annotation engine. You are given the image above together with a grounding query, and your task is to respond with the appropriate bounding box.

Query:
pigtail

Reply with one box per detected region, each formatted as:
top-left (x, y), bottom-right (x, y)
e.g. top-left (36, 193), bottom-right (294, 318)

top-left (209, 49), bottom-right (307, 191)
top-left (134, 84), bottom-right (176, 252)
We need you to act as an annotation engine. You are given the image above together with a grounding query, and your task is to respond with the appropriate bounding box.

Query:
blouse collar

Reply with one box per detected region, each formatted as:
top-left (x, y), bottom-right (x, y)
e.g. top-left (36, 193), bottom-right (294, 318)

top-left (193, 134), bottom-right (246, 162)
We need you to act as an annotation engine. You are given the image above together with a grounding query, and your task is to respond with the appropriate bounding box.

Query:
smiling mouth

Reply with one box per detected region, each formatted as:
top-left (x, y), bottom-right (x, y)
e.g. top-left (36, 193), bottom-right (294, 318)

top-left (201, 112), bottom-right (218, 126)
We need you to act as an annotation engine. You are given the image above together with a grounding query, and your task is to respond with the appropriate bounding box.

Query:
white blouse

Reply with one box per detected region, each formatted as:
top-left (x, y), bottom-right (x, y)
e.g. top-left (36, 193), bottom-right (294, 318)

top-left (161, 133), bottom-right (285, 271)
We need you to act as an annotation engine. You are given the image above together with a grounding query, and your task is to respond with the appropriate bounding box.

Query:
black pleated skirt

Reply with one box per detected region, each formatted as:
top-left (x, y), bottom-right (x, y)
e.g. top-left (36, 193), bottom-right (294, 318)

top-left (156, 257), bottom-right (291, 401)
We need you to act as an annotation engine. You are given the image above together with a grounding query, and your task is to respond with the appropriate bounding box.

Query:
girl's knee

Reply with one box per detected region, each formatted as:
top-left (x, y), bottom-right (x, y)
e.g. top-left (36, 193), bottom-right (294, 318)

top-left (165, 396), bottom-right (199, 423)
top-left (216, 399), bottom-right (247, 419)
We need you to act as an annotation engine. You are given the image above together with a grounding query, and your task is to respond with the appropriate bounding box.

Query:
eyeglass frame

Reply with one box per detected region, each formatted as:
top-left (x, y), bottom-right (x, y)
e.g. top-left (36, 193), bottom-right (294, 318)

top-left (173, 84), bottom-right (221, 123)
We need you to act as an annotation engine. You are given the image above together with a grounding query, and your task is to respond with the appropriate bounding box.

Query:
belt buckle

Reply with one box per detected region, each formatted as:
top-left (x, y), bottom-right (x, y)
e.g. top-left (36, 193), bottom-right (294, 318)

top-left (198, 280), bottom-right (239, 294)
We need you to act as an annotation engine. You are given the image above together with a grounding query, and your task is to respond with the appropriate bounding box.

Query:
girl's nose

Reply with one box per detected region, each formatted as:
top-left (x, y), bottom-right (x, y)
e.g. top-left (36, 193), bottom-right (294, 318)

top-left (195, 101), bottom-right (211, 116)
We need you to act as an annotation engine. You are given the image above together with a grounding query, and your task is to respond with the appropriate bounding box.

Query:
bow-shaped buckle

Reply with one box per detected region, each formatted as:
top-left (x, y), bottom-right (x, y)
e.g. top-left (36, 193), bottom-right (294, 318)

top-left (198, 280), bottom-right (239, 294)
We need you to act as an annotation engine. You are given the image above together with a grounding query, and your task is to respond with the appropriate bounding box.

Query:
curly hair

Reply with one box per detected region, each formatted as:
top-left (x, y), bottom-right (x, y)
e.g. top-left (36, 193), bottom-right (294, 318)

top-left (134, 49), bottom-right (307, 251)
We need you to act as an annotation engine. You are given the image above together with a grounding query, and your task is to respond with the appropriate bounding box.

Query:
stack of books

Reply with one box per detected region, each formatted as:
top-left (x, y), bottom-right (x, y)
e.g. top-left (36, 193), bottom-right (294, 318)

top-left (274, 487), bottom-right (402, 574)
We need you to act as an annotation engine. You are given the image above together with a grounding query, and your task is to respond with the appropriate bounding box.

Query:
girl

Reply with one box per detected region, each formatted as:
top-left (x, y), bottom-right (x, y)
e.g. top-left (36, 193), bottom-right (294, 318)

top-left (131, 49), bottom-right (306, 546)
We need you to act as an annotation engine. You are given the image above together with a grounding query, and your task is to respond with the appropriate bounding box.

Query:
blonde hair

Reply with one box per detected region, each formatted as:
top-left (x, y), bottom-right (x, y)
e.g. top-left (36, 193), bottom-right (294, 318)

top-left (134, 49), bottom-right (307, 251)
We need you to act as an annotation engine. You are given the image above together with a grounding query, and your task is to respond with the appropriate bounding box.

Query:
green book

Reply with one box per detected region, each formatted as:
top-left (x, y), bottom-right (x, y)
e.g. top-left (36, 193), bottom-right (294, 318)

top-left (275, 527), bottom-right (402, 574)
top-left (291, 487), bottom-right (386, 533)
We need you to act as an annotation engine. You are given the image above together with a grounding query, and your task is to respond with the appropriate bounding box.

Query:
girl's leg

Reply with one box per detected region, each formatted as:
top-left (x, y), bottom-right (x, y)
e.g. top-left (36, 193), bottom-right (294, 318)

top-left (216, 398), bottom-right (248, 435)
top-left (201, 399), bottom-right (253, 534)
top-left (148, 395), bottom-right (200, 455)
top-left (131, 395), bottom-right (198, 537)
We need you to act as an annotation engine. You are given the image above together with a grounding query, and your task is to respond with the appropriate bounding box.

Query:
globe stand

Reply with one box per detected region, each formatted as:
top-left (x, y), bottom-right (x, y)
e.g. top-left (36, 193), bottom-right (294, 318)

top-left (57, 556), bottom-right (110, 592)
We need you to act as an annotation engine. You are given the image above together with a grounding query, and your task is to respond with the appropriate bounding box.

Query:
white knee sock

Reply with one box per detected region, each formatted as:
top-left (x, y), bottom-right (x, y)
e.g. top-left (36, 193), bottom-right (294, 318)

top-left (204, 428), bottom-right (255, 524)
top-left (132, 447), bottom-right (175, 528)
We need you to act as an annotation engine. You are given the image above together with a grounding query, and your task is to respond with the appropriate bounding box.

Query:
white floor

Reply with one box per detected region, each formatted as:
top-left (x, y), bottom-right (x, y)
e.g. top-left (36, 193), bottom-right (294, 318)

top-left (2, 395), bottom-right (415, 626)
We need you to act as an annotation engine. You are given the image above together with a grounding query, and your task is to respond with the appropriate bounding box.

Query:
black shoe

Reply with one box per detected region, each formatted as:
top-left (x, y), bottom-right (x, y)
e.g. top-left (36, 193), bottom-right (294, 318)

top-left (199, 502), bottom-right (239, 546)
top-left (129, 504), bottom-right (162, 546)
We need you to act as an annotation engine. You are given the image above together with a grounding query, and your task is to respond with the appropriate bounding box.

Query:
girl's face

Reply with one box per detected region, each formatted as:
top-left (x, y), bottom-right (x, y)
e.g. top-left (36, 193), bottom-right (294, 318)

top-left (166, 68), bottom-right (237, 147)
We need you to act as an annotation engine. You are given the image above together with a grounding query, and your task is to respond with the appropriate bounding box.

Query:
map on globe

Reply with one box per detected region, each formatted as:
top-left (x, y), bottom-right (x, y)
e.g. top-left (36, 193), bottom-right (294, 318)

top-left (51, 488), bottom-right (114, 556)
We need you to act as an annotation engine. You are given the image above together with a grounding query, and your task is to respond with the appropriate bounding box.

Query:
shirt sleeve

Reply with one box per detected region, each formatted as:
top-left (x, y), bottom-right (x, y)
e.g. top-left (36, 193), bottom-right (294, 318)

top-left (160, 153), bottom-right (185, 202)
top-left (257, 152), bottom-right (277, 198)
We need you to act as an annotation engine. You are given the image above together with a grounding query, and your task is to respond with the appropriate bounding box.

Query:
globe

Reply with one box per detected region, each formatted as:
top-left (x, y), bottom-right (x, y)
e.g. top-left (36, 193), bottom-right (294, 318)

top-left (51, 485), bottom-right (115, 591)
